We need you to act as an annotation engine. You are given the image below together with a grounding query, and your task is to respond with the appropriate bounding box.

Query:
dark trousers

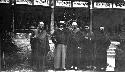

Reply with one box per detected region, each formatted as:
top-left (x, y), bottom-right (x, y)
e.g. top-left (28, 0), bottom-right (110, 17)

top-left (72, 49), bottom-right (80, 67)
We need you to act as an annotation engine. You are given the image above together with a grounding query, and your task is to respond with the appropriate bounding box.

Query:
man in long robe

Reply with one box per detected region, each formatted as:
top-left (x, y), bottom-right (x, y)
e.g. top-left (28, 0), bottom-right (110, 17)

top-left (66, 22), bottom-right (87, 70)
top-left (93, 27), bottom-right (111, 70)
top-left (30, 22), bottom-right (50, 71)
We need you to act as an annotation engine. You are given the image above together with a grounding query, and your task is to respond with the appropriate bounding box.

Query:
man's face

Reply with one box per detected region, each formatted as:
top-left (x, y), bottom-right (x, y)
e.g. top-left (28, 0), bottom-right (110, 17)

top-left (85, 26), bottom-right (89, 30)
top-left (72, 25), bottom-right (77, 29)
top-left (59, 25), bottom-right (63, 30)
top-left (100, 27), bottom-right (104, 31)
top-left (39, 22), bottom-right (44, 28)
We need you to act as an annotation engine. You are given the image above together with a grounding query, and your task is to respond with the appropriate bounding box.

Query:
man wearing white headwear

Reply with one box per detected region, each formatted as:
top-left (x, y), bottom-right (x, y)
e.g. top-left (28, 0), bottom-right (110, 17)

top-left (31, 21), bottom-right (50, 71)
top-left (68, 21), bottom-right (84, 70)
top-left (92, 26), bottom-right (110, 70)
top-left (52, 21), bottom-right (70, 70)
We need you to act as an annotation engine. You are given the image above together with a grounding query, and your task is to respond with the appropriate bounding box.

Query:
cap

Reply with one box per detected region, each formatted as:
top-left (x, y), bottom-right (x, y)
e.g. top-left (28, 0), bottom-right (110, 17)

top-left (59, 21), bottom-right (65, 23)
top-left (39, 21), bottom-right (44, 25)
top-left (100, 26), bottom-right (104, 30)
top-left (85, 26), bottom-right (89, 29)
top-left (72, 22), bottom-right (77, 26)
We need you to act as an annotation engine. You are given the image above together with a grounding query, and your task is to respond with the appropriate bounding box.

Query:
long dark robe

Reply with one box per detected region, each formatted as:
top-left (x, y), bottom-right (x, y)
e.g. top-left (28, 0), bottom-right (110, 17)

top-left (66, 30), bottom-right (76, 68)
top-left (75, 31), bottom-right (95, 67)
top-left (66, 30), bottom-right (87, 68)
top-left (93, 30), bottom-right (111, 68)
top-left (30, 30), bottom-right (50, 71)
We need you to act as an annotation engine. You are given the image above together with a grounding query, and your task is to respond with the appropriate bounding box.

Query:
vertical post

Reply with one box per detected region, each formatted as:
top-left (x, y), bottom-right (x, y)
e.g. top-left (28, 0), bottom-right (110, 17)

top-left (89, 0), bottom-right (96, 66)
top-left (89, 0), bottom-right (93, 39)
top-left (87, 0), bottom-right (94, 41)
top-left (12, 0), bottom-right (16, 32)
top-left (50, 0), bottom-right (55, 34)
top-left (12, 8), bottom-right (15, 32)
top-left (0, 35), bottom-right (2, 70)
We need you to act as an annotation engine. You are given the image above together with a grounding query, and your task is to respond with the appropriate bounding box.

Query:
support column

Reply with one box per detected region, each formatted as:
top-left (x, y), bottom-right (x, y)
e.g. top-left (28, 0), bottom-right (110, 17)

top-left (88, 0), bottom-right (94, 41)
top-left (50, 0), bottom-right (55, 34)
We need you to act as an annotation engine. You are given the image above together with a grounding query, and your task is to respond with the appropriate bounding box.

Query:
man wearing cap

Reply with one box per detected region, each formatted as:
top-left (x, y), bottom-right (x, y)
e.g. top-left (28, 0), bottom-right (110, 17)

top-left (67, 22), bottom-right (87, 70)
top-left (52, 21), bottom-right (70, 70)
top-left (93, 26), bottom-right (110, 70)
top-left (69, 22), bottom-right (79, 69)
top-left (30, 21), bottom-right (50, 71)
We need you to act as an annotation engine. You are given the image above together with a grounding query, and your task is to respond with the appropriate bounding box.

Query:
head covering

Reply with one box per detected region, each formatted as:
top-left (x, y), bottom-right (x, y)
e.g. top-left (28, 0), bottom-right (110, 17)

top-left (38, 21), bottom-right (45, 30)
top-left (85, 26), bottom-right (89, 29)
top-left (30, 25), bottom-right (36, 29)
top-left (59, 21), bottom-right (65, 23)
top-left (38, 21), bottom-right (44, 27)
top-left (72, 22), bottom-right (77, 26)
top-left (39, 21), bottom-right (44, 25)
top-left (100, 26), bottom-right (104, 30)
top-left (58, 21), bottom-right (66, 28)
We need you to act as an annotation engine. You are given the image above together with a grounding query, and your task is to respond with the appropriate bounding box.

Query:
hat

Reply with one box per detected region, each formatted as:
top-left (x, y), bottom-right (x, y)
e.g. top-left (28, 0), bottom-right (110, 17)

top-left (72, 22), bottom-right (77, 25)
top-left (30, 25), bottom-right (36, 29)
top-left (59, 21), bottom-right (65, 23)
top-left (85, 26), bottom-right (89, 29)
top-left (100, 26), bottom-right (104, 30)
top-left (39, 21), bottom-right (44, 25)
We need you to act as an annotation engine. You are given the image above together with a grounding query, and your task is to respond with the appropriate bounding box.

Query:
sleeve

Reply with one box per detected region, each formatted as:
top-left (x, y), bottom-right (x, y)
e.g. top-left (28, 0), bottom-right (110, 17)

top-left (30, 38), bottom-right (35, 50)
top-left (51, 31), bottom-right (57, 44)
top-left (103, 37), bottom-right (111, 49)
top-left (45, 37), bottom-right (50, 55)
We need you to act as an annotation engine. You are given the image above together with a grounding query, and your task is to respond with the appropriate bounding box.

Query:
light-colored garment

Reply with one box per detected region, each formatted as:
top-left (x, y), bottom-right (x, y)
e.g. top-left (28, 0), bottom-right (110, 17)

top-left (54, 44), bottom-right (67, 69)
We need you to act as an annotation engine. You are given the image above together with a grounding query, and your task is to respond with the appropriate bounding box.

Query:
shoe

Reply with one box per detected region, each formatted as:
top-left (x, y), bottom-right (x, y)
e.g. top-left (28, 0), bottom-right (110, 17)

top-left (71, 66), bottom-right (74, 69)
top-left (70, 66), bottom-right (74, 70)
top-left (60, 68), bottom-right (66, 71)
top-left (74, 67), bottom-right (78, 70)
top-left (101, 67), bottom-right (106, 71)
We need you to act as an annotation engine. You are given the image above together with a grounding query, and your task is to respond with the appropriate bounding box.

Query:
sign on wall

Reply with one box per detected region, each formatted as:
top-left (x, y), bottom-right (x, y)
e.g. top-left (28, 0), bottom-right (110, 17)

top-left (0, 0), bottom-right (9, 3)
top-left (73, 1), bottom-right (88, 8)
top-left (34, 0), bottom-right (49, 6)
top-left (56, 1), bottom-right (71, 7)
top-left (16, 0), bottom-right (32, 5)
top-left (94, 2), bottom-right (112, 8)
top-left (113, 3), bottom-right (125, 9)
top-left (2, 0), bottom-right (125, 9)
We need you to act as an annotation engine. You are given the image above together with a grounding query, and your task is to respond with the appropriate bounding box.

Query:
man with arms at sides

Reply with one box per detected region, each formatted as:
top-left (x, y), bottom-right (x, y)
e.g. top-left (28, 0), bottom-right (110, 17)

top-left (52, 21), bottom-right (70, 70)
top-left (30, 21), bottom-right (50, 71)
top-left (93, 26), bottom-right (111, 70)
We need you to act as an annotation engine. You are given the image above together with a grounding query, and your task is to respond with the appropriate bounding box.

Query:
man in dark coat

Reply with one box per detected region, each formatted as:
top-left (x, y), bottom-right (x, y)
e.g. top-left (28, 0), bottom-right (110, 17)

top-left (66, 22), bottom-right (87, 70)
top-left (93, 27), bottom-right (111, 70)
top-left (30, 22), bottom-right (50, 71)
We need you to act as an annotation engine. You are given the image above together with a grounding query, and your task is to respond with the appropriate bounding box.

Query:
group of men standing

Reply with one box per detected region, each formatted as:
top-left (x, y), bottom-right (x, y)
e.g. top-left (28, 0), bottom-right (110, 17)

top-left (30, 21), bottom-right (111, 71)
top-left (52, 21), bottom-right (111, 70)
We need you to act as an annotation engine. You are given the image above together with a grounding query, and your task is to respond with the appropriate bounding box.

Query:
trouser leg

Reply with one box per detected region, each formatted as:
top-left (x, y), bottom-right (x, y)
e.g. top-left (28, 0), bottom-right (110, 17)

top-left (54, 44), bottom-right (61, 69)
top-left (65, 45), bottom-right (72, 69)
top-left (61, 45), bottom-right (67, 69)
top-left (73, 48), bottom-right (78, 67)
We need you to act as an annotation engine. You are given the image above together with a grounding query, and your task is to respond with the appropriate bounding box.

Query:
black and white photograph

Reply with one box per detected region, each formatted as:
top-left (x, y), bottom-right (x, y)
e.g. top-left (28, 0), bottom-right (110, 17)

top-left (0, 0), bottom-right (125, 72)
